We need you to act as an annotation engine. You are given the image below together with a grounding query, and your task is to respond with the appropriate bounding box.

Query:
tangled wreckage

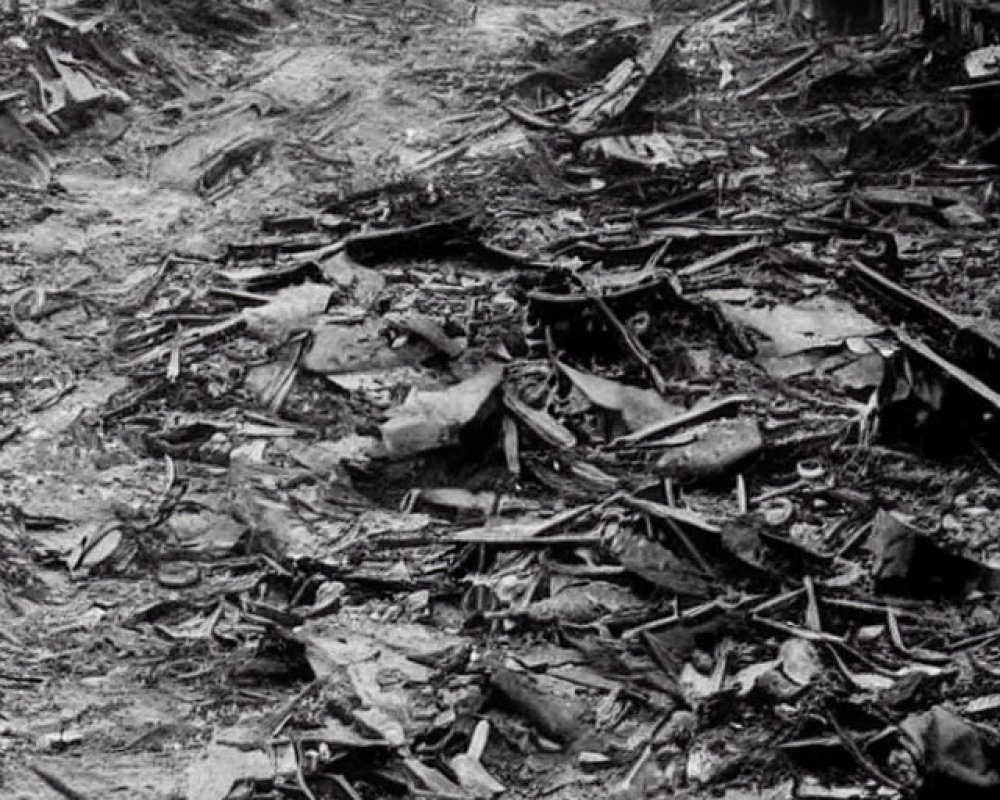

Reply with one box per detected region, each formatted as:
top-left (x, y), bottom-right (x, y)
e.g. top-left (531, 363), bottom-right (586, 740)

top-left (3, 0), bottom-right (1000, 798)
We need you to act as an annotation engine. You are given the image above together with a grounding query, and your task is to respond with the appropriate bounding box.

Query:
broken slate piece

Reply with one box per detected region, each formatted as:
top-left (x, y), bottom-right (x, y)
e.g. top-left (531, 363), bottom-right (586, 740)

top-left (714, 295), bottom-right (885, 362)
top-left (558, 361), bottom-right (682, 432)
top-left (380, 365), bottom-right (504, 458)
top-left (867, 508), bottom-right (1000, 599)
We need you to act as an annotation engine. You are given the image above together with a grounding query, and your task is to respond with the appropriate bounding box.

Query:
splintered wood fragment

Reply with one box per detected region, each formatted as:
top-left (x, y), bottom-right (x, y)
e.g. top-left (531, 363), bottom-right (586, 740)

top-left (803, 576), bottom-right (822, 632)
top-left (614, 712), bottom-right (673, 794)
top-left (697, 0), bottom-right (749, 28)
top-left (736, 44), bottom-right (822, 100)
top-left (826, 712), bottom-right (905, 791)
top-left (677, 240), bottom-right (766, 277)
top-left (267, 678), bottom-right (325, 736)
top-left (475, 241), bottom-right (555, 271)
top-left (329, 774), bottom-right (364, 800)
top-left (583, 280), bottom-right (668, 395)
top-left (29, 763), bottom-right (94, 800)
top-left (444, 531), bottom-right (600, 547)
top-left (342, 214), bottom-right (474, 264)
top-left (945, 78), bottom-right (1000, 95)
top-left (566, 25), bottom-right (686, 136)
top-left (750, 588), bottom-right (805, 616)
top-left (126, 316), bottom-right (246, 366)
top-left (753, 615), bottom-right (845, 644)
top-left (450, 498), bottom-right (621, 545)
top-left (623, 591), bottom-right (764, 640)
top-left (504, 102), bottom-right (561, 131)
top-left (619, 495), bottom-right (720, 534)
top-left (897, 330), bottom-right (1000, 414)
top-left (504, 392), bottom-right (578, 449)
top-left (424, 497), bottom-right (628, 548)
top-left (535, 501), bottom-right (616, 534)
top-left (411, 141), bottom-right (470, 173)
top-left (570, 460), bottom-right (620, 490)
top-left (503, 414), bottom-right (521, 476)
top-left (647, 224), bottom-right (775, 240)
top-left (561, 267), bottom-right (669, 394)
top-left (848, 257), bottom-right (965, 330)
top-left (663, 515), bottom-right (715, 576)
top-left (449, 111), bottom-right (510, 145)
top-left (886, 609), bottom-right (952, 664)
top-left (610, 395), bottom-right (752, 447)
top-left (448, 720), bottom-right (505, 797)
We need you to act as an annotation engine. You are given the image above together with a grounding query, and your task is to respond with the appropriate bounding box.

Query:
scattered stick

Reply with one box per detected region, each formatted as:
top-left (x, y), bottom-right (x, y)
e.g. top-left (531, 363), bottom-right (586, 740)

top-left (569, 269), bottom-right (669, 395)
top-left (620, 495), bottom-right (721, 535)
top-left (443, 531), bottom-right (601, 547)
top-left (826, 712), bottom-right (905, 792)
top-left (610, 395), bottom-right (752, 447)
top-left (676, 240), bottom-right (767, 277)
top-left (504, 103), bottom-right (562, 132)
top-left (736, 44), bottom-right (822, 100)
top-left (125, 316), bottom-right (246, 367)
top-left (29, 763), bottom-right (94, 800)
top-left (614, 712), bottom-right (673, 794)
top-left (803, 576), bottom-right (822, 632)
top-left (697, 0), bottom-right (750, 29)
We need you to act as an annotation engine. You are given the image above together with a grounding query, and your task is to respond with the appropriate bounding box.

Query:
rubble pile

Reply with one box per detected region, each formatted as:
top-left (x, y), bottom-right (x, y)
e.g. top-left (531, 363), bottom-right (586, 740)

top-left (4, 1), bottom-right (1000, 799)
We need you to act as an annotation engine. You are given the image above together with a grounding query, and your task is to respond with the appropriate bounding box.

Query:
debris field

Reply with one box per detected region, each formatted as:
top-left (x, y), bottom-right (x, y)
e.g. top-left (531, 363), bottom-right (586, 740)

top-left (3, 1), bottom-right (1000, 799)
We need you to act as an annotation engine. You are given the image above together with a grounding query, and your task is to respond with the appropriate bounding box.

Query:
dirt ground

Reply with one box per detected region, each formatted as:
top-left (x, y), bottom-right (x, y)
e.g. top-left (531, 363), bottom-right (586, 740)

top-left (3, 1), bottom-right (1000, 799)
